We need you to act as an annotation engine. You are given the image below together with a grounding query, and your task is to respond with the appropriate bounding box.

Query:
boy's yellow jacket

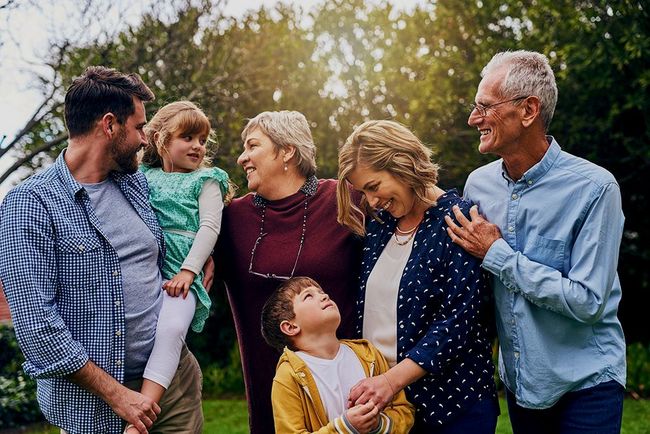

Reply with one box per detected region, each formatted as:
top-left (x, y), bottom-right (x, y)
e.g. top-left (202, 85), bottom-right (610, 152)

top-left (271, 339), bottom-right (415, 434)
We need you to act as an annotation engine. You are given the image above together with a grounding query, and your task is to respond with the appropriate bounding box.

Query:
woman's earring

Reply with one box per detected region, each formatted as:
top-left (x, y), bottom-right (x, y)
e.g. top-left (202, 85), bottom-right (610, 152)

top-left (284, 162), bottom-right (288, 172)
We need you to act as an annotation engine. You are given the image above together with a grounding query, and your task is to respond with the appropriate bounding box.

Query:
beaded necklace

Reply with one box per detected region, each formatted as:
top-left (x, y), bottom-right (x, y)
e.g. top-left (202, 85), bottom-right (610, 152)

top-left (248, 176), bottom-right (317, 280)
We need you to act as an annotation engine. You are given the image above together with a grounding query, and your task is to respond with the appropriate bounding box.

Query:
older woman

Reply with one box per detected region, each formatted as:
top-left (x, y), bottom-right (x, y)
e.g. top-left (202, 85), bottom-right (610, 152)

top-left (216, 111), bottom-right (361, 433)
top-left (337, 120), bottom-right (498, 433)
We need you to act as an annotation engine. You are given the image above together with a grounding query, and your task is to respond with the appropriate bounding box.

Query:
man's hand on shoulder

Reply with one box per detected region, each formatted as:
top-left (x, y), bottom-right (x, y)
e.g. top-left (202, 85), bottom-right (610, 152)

top-left (445, 205), bottom-right (502, 259)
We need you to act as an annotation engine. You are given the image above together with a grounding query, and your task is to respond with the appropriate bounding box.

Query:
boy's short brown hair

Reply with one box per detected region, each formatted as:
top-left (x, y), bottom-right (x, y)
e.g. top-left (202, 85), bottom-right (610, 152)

top-left (261, 276), bottom-right (322, 352)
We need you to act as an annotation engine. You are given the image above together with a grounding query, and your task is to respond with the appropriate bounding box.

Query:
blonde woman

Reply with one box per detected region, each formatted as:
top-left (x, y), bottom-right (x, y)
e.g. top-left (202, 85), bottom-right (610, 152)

top-left (337, 120), bottom-right (498, 433)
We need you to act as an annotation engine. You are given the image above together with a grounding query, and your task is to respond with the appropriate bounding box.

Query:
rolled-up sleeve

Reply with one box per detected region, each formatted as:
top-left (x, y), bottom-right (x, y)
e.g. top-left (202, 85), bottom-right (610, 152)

top-left (0, 189), bottom-right (88, 378)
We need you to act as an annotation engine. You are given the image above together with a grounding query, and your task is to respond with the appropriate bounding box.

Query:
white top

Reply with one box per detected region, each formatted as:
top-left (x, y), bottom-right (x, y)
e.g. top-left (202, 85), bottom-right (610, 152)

top-left (296, 344), bottom-right (366, 421)
top-left (181, 180), bottom-right (223, 274)
top-left (363, 233), bottom-right (414, 367)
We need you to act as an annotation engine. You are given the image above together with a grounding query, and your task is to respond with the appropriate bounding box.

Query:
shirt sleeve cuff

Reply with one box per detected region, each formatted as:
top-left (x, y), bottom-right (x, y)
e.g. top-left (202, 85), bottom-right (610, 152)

top-left (368, 412), bottom-right (391, 434)
top-left (482, 238), bottom-right (512, 276)
top-left (337, 412), bottom-right (361, 434)
top-left (24, 345), bottom-right (89, 379)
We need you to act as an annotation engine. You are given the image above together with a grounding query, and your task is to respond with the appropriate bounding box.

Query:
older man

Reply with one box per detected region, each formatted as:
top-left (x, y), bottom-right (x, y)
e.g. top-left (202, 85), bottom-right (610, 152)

top-left (445, 50), bottom-right (626, 434)
top-left (0, 67), bottom-right (203, 434)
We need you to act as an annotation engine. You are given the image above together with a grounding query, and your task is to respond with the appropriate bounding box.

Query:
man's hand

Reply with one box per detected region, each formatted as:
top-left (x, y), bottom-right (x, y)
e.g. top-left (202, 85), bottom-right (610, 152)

top-left (444, 205), bottom-right (502, 259)
top-left (348, 375), bottom-right (393, 411)
top-left (346, 401), bottom-right (380, 434)
top-left (110, 389), bottom-right (161, 434)
top-left (163, 270), bottom-right (195, 298)
top-left (69, 361), bottom-right (161, 434)
top-left (202, 256), bottom-right (215, 292)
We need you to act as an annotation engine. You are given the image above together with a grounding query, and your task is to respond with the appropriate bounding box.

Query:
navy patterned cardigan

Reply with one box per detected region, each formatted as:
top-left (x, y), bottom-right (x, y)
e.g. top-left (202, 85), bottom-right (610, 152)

top-left (356, 190), bottom-right (497, 428)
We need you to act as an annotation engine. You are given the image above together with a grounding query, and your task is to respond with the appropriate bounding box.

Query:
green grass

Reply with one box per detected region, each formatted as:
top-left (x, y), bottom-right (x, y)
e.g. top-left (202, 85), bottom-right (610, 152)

top-left (11, 398), bottom-right (650, 434)
top-left (202, 399), bottom-right (249, 434)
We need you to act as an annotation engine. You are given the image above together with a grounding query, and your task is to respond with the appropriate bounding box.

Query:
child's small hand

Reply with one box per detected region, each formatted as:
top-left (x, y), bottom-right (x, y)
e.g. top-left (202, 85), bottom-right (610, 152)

top-left (163, 270), bottom-right (195, 298)
top-left (345, 401), bottom-right (380, 434)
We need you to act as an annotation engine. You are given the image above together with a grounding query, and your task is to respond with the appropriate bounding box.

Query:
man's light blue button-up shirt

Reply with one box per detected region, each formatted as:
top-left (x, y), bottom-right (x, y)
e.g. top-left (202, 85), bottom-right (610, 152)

top-left (464, 137), bottom-right (626, 409)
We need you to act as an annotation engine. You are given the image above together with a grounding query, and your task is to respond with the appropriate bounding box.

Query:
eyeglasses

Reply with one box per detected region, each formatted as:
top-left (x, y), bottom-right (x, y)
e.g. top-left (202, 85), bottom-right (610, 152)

top-left (469, 96), bottom-right (529, 117)
top-left (248, 197), bottom-right (308, 281)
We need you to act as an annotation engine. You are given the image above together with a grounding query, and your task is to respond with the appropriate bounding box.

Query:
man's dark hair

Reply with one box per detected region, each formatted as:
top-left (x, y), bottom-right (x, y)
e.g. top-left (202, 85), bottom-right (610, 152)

top-left (64, 66), bottom-right (155, 138)
top-left (261, 276), bottom-right (322, 352)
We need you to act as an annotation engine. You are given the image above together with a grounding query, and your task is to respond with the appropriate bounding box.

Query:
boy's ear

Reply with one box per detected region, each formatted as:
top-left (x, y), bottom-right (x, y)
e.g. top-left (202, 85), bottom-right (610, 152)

top-left (280, 320), bottom-right (300, 337)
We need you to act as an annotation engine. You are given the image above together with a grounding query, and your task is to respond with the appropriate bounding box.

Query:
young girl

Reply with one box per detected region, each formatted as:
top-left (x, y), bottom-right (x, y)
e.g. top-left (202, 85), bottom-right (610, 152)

top-left (126, 101), bottom-right (232, 433)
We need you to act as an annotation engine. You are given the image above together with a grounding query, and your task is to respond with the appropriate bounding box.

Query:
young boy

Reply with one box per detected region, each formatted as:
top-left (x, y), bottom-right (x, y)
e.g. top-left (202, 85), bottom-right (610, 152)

top-left (261, 276), bottom-right (414, 434)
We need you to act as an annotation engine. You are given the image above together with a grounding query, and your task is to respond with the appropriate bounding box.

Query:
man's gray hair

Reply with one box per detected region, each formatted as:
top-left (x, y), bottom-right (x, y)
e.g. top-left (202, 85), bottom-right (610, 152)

top-left (241, 110), bottom-right (317, 177)
top-left (482, 50), bottom-right (558, 132)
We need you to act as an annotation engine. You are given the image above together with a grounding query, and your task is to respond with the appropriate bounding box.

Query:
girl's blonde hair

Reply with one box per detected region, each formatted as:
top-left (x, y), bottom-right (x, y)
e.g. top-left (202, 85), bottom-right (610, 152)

top-left (142, 100), bottom-right (236, 203)
top-left (337, 120), bottom-right (440, 236)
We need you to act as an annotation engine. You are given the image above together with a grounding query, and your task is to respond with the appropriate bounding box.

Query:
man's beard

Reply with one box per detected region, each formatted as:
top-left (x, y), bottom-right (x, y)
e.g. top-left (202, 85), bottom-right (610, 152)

top-left (110, 128), bottom-right (139, 174)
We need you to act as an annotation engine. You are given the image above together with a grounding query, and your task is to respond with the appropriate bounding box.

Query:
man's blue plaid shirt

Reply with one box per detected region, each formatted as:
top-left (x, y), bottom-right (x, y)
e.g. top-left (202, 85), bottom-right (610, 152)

top-left (0, 152), bottom-right (165, 433)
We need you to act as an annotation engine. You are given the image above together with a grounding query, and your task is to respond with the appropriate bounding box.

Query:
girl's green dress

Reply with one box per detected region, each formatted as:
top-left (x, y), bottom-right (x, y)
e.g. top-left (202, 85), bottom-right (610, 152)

top-left (141, 165), bottom-right (229, 332)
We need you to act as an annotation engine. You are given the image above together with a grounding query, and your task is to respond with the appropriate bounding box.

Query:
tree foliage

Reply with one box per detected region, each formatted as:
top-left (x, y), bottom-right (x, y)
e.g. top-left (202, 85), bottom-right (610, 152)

top-left (1, 0), bottom-right (648, 356)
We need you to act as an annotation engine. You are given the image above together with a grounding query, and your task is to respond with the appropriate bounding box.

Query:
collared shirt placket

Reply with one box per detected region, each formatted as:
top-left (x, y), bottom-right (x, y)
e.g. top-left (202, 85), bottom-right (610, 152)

top-left (503, 171), bottom-right (540, 398)
top-left (77, 189), bottom-right (127, 382)
top-left (503, 170), bottom-right (535, 394)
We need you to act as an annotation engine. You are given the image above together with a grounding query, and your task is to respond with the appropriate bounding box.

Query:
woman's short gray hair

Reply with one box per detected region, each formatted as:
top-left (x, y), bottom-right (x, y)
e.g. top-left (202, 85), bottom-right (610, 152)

top-left (241, 110), bottom-right (317, 177)
top-left (482, 50), bottom-right (558, 132)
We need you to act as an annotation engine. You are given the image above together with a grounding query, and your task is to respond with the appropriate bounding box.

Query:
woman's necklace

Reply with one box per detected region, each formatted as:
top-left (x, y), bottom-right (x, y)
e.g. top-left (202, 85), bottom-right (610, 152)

top-left (395, 223), bottom-right (418, 235)
top-left (248, 175), bottom-right (318, 279)
top-left (393, 214), bottom-right (423, 246)
top-left (393, 222), bottom-right (420, 246)
top-left (393, 228), bottom-right (417, 246)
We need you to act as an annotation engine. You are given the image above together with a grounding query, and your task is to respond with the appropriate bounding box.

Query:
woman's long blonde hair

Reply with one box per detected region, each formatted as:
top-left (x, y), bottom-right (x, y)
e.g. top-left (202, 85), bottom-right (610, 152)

top-left (337, 120), bottom-right (440, 236)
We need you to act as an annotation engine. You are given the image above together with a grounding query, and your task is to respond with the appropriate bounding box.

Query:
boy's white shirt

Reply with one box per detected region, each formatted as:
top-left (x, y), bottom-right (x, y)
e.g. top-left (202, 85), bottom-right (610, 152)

top-left (295, 343), bottom-right (366, 421)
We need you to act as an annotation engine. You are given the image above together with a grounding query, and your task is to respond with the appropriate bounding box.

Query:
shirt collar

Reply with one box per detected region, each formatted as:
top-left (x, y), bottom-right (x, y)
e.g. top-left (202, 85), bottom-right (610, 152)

top-left (55, 148), bottom-right (134, 197)
top-left (500, 136), bottom-right (561, 185)
top-left (54, 150), bottom-right (84, 196)
top-left (253, 175), bottom-right (318, 207)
